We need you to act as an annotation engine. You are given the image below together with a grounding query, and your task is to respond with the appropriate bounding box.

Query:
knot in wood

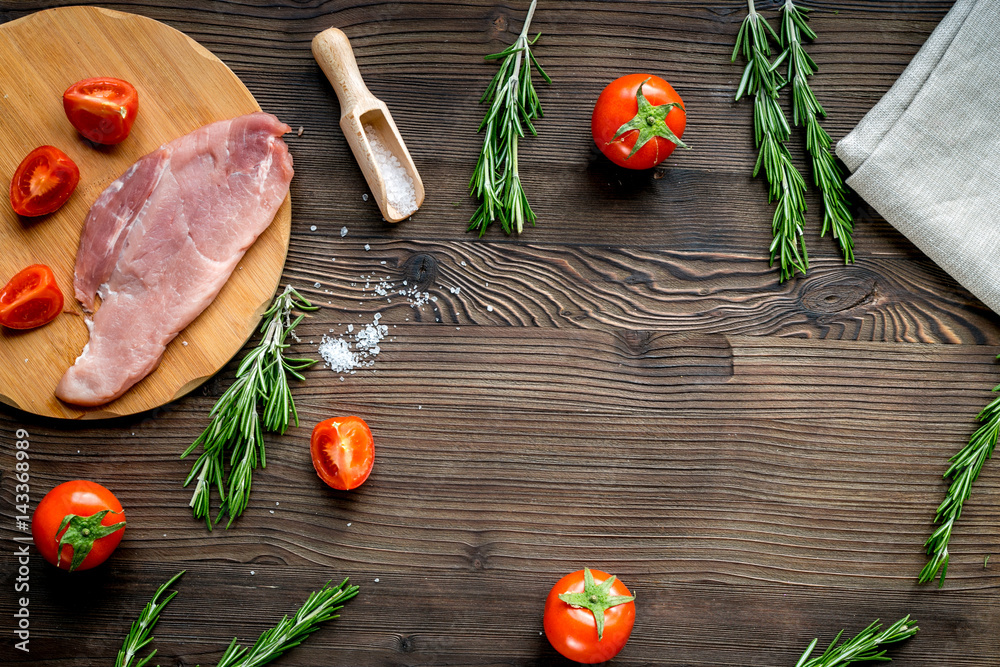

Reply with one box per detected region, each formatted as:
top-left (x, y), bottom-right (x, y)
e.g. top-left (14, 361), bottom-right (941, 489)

top-left (396, 634), bottom-right (416, 653)
top-left (489, 11), bottom-right (508, 37)
top-left (467, 544), bottom-right (489, 571)
top-left (800, 272), bottom-right (878, 315)
top-left (402, 253), bottom-right (439, 290)
top-left (622, 330), bottom-right (653, 356)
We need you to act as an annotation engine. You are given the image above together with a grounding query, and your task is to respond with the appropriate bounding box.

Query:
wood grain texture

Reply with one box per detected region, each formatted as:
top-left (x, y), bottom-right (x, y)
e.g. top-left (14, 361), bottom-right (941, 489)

top-left (0, 6), bottom-right (291, 420)
top-left (3, 1), bottom-right (999, 665)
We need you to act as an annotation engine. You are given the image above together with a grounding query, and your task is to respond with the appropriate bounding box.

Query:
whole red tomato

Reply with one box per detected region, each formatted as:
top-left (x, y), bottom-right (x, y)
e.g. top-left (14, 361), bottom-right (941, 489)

top-left (543, 568), bottom-right (636, 663)
top-left (310, 416), bottom-right (375, 490)
top-left (31, 480), bottom-right (125, 572)
top-left (63, 77), bottom-right (139, 145)
top-left (592, 73), bottom-right (687, 169)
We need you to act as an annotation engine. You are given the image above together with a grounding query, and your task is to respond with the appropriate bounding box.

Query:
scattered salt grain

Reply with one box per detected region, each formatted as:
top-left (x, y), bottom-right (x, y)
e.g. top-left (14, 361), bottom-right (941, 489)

top-left (364, 124), bottom-right (417, 216)
top-left (341, 226), bottom-right (348, 237)
top-left (487, 305), bottom-right (494, 312)
top-left (374, 578), bottom-right (379, 583)
top-left (275, 502), bottom-right (280, 506)
top-left (449, 286), bottom-right (461, 295)
top-left (362, 194), bottom-right (369, 202)
top-left (310, 225), bottom-right (317, 231)
top-left (318, 313), bottom-right (389, 374)
top-left (24, 358), bottom-right (28, 363)
top-left (269, 510), bottom-right (274, 514)
top-left (364, 244), bottom-right (371, 251)
top-left (297, 126), bottom-right (304, 137)
top-left (182, 341), bottom-right (188, 346)
top-left (314, 282), bottom-right (322, 288)
top-left (251, 570), bottom-right (255, 575)
top-left (461, 261), bottom-right (467, 266)
top-left (347, 522), bottom-right (352, 527)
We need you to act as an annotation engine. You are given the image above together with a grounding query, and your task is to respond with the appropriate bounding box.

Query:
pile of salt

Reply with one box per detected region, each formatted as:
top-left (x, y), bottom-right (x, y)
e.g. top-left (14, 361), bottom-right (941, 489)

top-left (364, 124), bottom-right (417, 217)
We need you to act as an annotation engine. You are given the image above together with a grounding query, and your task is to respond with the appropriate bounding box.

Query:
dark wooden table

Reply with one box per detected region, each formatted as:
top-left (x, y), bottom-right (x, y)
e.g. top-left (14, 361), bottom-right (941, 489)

top-left (2, 1), bottom-right (998, 664)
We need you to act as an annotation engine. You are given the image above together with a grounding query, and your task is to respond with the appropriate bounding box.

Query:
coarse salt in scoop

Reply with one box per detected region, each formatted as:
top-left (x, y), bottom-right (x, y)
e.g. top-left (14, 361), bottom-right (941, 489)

top-left (312, 27), bottom-right (424, 222)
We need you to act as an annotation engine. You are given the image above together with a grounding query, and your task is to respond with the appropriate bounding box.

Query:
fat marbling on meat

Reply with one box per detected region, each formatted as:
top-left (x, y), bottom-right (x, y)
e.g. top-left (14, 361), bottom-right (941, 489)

top-left (56, 112), bottom-right (294, 406)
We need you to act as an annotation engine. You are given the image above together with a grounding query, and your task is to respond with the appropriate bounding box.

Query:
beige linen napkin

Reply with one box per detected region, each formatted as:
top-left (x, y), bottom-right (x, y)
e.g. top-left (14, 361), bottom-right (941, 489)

top-left (835, 0), bottom-right (1000, 313)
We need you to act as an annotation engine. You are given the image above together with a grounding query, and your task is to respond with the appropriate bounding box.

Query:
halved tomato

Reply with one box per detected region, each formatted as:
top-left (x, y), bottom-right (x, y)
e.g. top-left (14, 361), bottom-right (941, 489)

top-left (310, 416), bottom-right (375, 490)
top-left (63, 77), bottom-right (139, 144)
top-left (0, 264), bottom-right (64, 329)
top-left (9, 146), bottom-right (80, 217)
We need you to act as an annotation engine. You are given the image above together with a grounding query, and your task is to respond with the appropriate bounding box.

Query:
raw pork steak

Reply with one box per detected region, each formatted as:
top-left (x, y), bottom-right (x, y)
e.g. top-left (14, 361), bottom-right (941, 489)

top-left (56, 113), bottom-right (293, 406)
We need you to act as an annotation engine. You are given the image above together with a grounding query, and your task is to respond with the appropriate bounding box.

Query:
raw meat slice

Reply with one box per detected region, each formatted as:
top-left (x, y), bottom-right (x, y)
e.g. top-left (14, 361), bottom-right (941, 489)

top-left (56, 112), bottom-right (293, 406)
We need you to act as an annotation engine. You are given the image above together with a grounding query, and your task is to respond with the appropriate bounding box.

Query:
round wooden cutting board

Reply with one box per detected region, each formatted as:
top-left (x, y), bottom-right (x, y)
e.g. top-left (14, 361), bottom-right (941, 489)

top-left (0, 7), bottom-right (291, 419)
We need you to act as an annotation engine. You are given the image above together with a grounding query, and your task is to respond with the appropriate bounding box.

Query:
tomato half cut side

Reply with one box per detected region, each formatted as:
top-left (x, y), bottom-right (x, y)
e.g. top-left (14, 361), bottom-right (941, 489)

top-left (310, 416), bottom-right (375, 490)
top-left (63, 77), bottom-right (139, 145)
top-left (0, 264), bottom-right (64, 330)
top-left (9, 146), bottom-right (80, 217)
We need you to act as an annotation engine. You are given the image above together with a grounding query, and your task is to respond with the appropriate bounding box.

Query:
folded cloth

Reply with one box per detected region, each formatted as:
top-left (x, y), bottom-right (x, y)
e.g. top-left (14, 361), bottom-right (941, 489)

top-left (835, 0), bottom-right (1000, 313)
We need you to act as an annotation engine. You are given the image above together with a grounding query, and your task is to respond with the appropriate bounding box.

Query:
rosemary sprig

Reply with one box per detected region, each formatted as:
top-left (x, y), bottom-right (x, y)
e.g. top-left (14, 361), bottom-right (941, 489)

top-left (779, 0), bottom-right (855, 263)
top-left (733, 0), bottom-right (810, 282)
top-left (919, 381), bottom-right (1000, 585)
top-left (794, 616), bottom-right (917, 667)
top-left (182, 285), bottom-right (317, 529)
top-left (115, 571), bottom-right (185, 667)
top-left (214, 578), bottom-right (359, 667)
top-left (468, 0), bottom-right (551, 236)
top-left (116, 573), bottom-right (357, 667)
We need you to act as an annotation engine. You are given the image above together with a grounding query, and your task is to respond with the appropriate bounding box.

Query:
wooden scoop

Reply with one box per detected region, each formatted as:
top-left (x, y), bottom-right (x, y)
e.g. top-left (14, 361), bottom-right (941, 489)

top-left (312, 27), bottom-right (425, 223)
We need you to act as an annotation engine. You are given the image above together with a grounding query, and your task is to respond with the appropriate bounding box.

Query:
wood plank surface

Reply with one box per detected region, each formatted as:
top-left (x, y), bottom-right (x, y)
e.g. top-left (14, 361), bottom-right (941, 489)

top-left (3, 0), bottom-right (999, 665)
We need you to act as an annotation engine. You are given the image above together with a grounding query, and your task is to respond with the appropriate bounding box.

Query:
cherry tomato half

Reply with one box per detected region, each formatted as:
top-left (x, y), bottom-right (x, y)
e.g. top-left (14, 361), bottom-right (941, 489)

top-left (31, 480), bottom-right (125, 572)
top-left (543, 568), bottom-right (636, 664)
top-left (63, 77), bottom-right (139, 144)
top-left (0, 264), bottom-right (64, 330)
top-left (310, 416), bottom-right (375, 490)
top-left (9, 146), bottom-right (80, 216)
top-left (592, 73), bottom-right (687, 170)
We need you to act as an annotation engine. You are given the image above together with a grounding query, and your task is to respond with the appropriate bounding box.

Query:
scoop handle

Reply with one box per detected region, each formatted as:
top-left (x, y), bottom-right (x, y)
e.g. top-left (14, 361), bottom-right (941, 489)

top-left (312, 27), bottom-right (376, 116)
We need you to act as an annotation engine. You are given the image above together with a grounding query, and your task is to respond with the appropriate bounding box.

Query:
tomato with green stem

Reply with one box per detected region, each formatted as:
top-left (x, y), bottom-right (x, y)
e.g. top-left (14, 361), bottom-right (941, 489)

top-left (592, 73), bottom-right (688, 170)
top-left (310, 416), bottom-right (375, 490)
top-left (31, 480), bottom-right (125, 572)
top-left (543, 568), bottom-right (636, 664)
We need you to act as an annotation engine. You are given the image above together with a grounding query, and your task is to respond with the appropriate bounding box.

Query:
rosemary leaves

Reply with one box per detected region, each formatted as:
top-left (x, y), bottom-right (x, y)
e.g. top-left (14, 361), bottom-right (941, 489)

top-left (115, 571), bottom-right (184, 667)
top-left (182, 285), bottom-right (316, 529)
top-left (795, 616), bottom-right (917, 667)
top-left (115, 572), bottom-right (358, 667)
top-left (780, 0), bottom-right (855, 264)
top-left (920, 382), bottom-right (1000, 585)
top-left (468, 0), bottom-right (551, 236)
top-left (733, 0), bottom-right (810, 281)
top-left (733, 0), bottom-right (855, 280)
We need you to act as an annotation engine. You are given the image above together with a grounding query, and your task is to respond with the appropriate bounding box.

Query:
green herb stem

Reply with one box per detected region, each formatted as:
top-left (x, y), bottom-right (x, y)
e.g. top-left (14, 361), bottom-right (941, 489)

top-left (468, 0), bottom-right (550, 236)
top-left (780, 0), bottom-right (855, 264)
top-left (794, 616), bottom-right (917, 667)
top-left (115, 571), bottom-right (185, 667)
top-left (214, 578), bottom-right (359, 667)
top-left (182, 286), bottom-right (317, 529)
top-left (733, 0), bottom-right (810, 281)
top-left (919, 380), bottom-right (1000, 585)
